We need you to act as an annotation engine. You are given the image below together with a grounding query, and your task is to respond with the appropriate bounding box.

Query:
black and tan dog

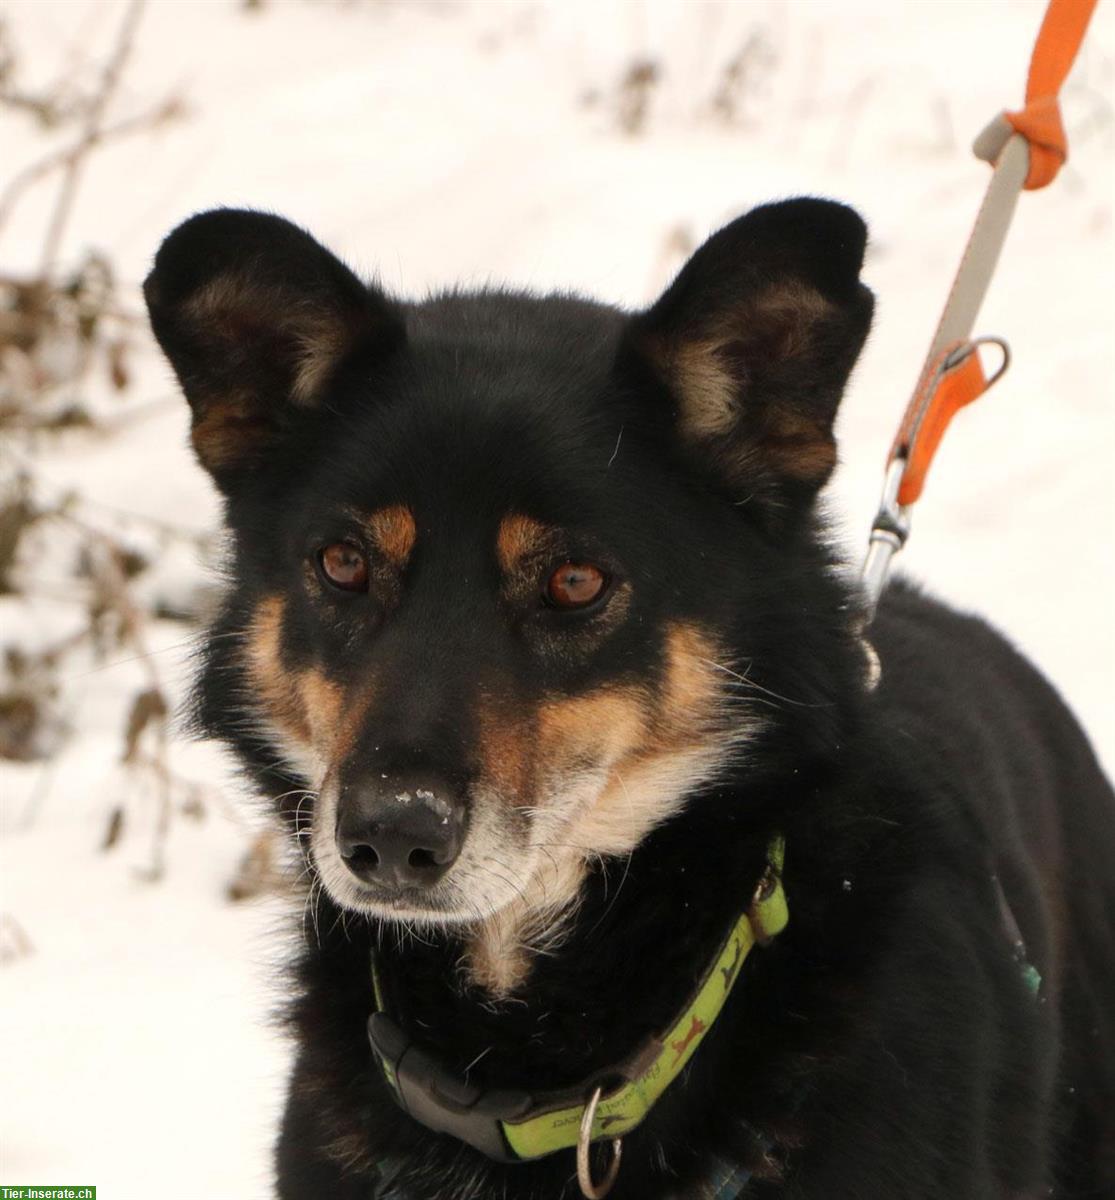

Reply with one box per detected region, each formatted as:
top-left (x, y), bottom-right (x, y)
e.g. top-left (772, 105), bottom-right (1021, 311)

top-left (145, 200), bottom-right (1115, 1200)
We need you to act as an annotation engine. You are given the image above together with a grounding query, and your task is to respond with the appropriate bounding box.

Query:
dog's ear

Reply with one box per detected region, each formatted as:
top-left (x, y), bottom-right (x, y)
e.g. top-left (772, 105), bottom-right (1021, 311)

top-left (144, 209), bottom-right (404, 491)
top-left (624, 198), bottom-right (873, 507)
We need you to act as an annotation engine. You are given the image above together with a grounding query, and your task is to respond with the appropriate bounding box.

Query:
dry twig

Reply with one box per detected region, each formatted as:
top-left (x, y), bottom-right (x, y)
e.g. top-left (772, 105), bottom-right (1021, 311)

top-left (39, 0), bottom-right (147, 277)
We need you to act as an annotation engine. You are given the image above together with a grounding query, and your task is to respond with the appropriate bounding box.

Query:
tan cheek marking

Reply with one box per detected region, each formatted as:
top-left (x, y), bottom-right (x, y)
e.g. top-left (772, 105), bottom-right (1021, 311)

top-left (246, 595), bottom-right (366, 767)
top-left (331, 681), bottom-right (379, 768)
top-left (537, 687), bottom-right (650, 772)
top-left (296, 668), bottom-right (345, 755)
top-left (496, 513), bottom-right (551, 575)
top-left (367, 504), bottom-right (417, 569)
top-left (532, 625), bottom-right (722, 779)
top-left (475, 701), bottom-right (536, 806)
top-left (245, 595), bottom-right (314, 748)
top-left (654, 623), bottom-right (725, 739)
top-left (555, 625), bottom-right (728, 852)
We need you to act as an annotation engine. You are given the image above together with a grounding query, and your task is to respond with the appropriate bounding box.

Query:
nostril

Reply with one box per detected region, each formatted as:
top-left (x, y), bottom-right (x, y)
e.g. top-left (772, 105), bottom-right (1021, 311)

top-left (344, 843), bottom-right (380, 871)
top-left (407, 847), bottom-right (439, 872)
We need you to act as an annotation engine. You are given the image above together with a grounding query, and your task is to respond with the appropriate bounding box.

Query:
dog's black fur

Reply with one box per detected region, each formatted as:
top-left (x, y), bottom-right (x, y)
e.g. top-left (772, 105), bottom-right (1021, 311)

top-left (146, 200), bottom-right (1115, 1199)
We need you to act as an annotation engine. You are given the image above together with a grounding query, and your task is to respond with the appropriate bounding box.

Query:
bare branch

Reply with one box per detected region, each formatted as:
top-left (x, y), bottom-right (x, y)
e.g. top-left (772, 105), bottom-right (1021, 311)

top-left (39, 0), bottom-right (147, 279)
top-left (0, 98), bottom-right (183, 237)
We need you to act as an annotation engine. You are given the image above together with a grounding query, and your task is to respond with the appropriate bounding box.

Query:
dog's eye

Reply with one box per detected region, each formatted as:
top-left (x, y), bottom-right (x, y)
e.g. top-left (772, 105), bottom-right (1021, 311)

top-left (318, 543), bottom-right (368, 592)
top-left (545, 563), bottom-right (607, 610)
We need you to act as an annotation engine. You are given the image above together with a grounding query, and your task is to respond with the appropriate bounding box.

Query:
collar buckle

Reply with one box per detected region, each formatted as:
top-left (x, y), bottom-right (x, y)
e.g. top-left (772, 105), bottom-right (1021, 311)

top-left (368, 1011), bottom-right (532, 1163)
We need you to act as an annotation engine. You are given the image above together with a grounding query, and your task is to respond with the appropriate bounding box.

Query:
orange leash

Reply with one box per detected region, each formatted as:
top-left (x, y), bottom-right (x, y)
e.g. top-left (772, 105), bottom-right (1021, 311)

top-left (861, 0), bottom-right (1100, 620)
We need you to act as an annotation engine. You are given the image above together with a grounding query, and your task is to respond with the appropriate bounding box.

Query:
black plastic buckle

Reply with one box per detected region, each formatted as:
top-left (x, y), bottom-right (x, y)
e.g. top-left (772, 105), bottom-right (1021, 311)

top-left (368, 1012), bottom-right (534, 1163)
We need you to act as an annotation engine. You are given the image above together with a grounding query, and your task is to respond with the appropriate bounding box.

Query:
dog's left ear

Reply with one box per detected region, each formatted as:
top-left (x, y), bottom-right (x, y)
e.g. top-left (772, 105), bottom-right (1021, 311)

top-left (624, 198), bottom-right (873, 506)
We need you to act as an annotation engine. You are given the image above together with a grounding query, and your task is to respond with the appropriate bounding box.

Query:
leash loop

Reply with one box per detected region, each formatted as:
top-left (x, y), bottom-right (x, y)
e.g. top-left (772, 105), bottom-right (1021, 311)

top-left (1004, 0), bottom-right (1099, 189)
top-left (576, 1086), bottom-right (623, 1199)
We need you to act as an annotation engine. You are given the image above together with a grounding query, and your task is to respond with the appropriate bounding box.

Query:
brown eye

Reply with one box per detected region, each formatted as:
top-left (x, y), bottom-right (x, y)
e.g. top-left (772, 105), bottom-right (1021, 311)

top-left (545, 562), bottom-right (607, 610)
top-left (319, 543), bottom-right (368, 592)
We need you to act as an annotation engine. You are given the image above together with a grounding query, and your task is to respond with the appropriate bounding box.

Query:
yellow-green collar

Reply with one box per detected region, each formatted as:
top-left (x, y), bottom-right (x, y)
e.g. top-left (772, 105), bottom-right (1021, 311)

top-left (367, 836), bottom-right (789, 1164)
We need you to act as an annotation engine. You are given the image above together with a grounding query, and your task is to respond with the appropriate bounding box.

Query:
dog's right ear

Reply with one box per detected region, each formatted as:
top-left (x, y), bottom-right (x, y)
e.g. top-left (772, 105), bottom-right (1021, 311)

top-left (144, 209), bottom-right (404, 492)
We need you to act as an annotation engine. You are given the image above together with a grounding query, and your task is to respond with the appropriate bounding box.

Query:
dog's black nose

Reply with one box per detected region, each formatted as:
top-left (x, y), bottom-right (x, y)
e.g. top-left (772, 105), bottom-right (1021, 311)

top-left (336, 771), bottom-right (464, 891)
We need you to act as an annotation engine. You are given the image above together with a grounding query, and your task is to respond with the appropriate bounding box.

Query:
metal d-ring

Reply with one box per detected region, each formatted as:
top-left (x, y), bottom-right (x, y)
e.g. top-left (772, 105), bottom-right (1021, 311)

top-left (576, 1085), bottom-right (623, 1199)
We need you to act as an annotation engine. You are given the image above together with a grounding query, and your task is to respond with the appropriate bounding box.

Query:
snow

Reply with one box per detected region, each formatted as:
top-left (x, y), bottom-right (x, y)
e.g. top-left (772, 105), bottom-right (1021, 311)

top-left (1, 0), bottom-right (1112, 1195)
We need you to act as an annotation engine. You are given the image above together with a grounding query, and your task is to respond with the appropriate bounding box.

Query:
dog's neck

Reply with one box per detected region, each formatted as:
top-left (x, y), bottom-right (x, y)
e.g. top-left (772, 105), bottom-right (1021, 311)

top-left (361, 769), bottom-right (810, 1096)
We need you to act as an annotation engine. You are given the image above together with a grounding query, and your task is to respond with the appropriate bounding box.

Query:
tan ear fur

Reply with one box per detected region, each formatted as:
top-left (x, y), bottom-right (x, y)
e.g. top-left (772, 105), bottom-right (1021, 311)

top-left (626, 199), bottom-right (874, 502)
top-left (639, 283), bottom-right (846, 490)
top-left (182, 273), bottom-right (371, 409)
top-left (145, 208), bottom-right (405, 490)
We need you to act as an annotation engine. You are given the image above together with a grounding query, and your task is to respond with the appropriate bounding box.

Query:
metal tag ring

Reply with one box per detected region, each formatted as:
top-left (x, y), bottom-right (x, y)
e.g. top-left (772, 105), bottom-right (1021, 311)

top-left (576, 1085), bottom-right (623, 1199)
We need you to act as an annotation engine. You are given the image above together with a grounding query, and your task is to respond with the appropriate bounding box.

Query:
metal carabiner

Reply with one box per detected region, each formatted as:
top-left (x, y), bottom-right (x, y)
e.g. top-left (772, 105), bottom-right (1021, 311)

top-left (861, 456), bottom-right (911, 625)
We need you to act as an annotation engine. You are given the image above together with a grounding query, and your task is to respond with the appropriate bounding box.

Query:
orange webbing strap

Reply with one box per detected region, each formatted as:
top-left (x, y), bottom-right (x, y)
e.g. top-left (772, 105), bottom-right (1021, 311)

top-left (860, 0), bottom-right (1100, 621)
top-left (1006, 0), bottom-right (1099, 189)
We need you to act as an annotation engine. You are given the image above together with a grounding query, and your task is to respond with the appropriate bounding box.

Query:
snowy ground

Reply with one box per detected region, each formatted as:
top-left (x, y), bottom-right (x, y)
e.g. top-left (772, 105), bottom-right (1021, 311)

top-left (1, 1), bottom-right (1112, 1195)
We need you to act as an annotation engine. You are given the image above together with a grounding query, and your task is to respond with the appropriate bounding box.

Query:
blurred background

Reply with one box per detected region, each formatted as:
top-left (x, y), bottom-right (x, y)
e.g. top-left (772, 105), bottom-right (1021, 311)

top-left (1, 0), bottom-right (1112, 1194)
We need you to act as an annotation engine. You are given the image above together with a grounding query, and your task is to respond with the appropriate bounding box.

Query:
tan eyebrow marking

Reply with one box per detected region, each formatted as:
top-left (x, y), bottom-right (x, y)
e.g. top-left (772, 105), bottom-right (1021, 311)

top-left (366, 504), bottom-right (417, 568)
top-left (496, 513), bottom-right (551, 574)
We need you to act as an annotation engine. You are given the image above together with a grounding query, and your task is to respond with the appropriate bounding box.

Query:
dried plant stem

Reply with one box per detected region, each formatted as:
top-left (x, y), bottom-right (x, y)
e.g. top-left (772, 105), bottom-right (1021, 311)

top-left (146, 729), bottom-right (173, 881)
top-left (0, 443), bottom-right (208, 545)
top-left (93, 534), bottom-right (183, 879)
top-left (0, 914), bottom-right (35, 964)
top-left (0, 100), bottom-right (177, 237)
top-left (39, 0), bottom-right (146, 278)
top-left (19, 754), bottom-right (61, 831)
top-left (89, 524), bottom-right (159, 690)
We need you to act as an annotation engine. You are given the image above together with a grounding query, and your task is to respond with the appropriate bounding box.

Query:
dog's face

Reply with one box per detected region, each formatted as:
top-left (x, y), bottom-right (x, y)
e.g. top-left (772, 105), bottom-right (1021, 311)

top-left (146, 202), bottom-right (872, 937)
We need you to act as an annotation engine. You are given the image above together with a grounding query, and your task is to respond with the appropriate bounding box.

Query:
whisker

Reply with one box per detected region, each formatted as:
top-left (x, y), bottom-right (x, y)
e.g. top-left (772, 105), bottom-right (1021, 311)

top-left (60, 627), bottom-right (248, 683)
top-left (695, 654), bottom-right (831, 709)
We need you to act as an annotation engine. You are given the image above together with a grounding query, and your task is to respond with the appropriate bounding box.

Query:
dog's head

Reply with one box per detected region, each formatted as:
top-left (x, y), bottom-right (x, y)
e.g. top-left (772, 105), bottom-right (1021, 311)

top-left (146, 201), bottom-right (872, 944)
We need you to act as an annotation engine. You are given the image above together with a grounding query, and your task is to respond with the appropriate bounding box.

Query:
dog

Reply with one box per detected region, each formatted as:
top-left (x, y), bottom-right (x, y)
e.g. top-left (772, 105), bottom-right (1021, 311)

top-left (145, 199), bottom-right (1115, 1200)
